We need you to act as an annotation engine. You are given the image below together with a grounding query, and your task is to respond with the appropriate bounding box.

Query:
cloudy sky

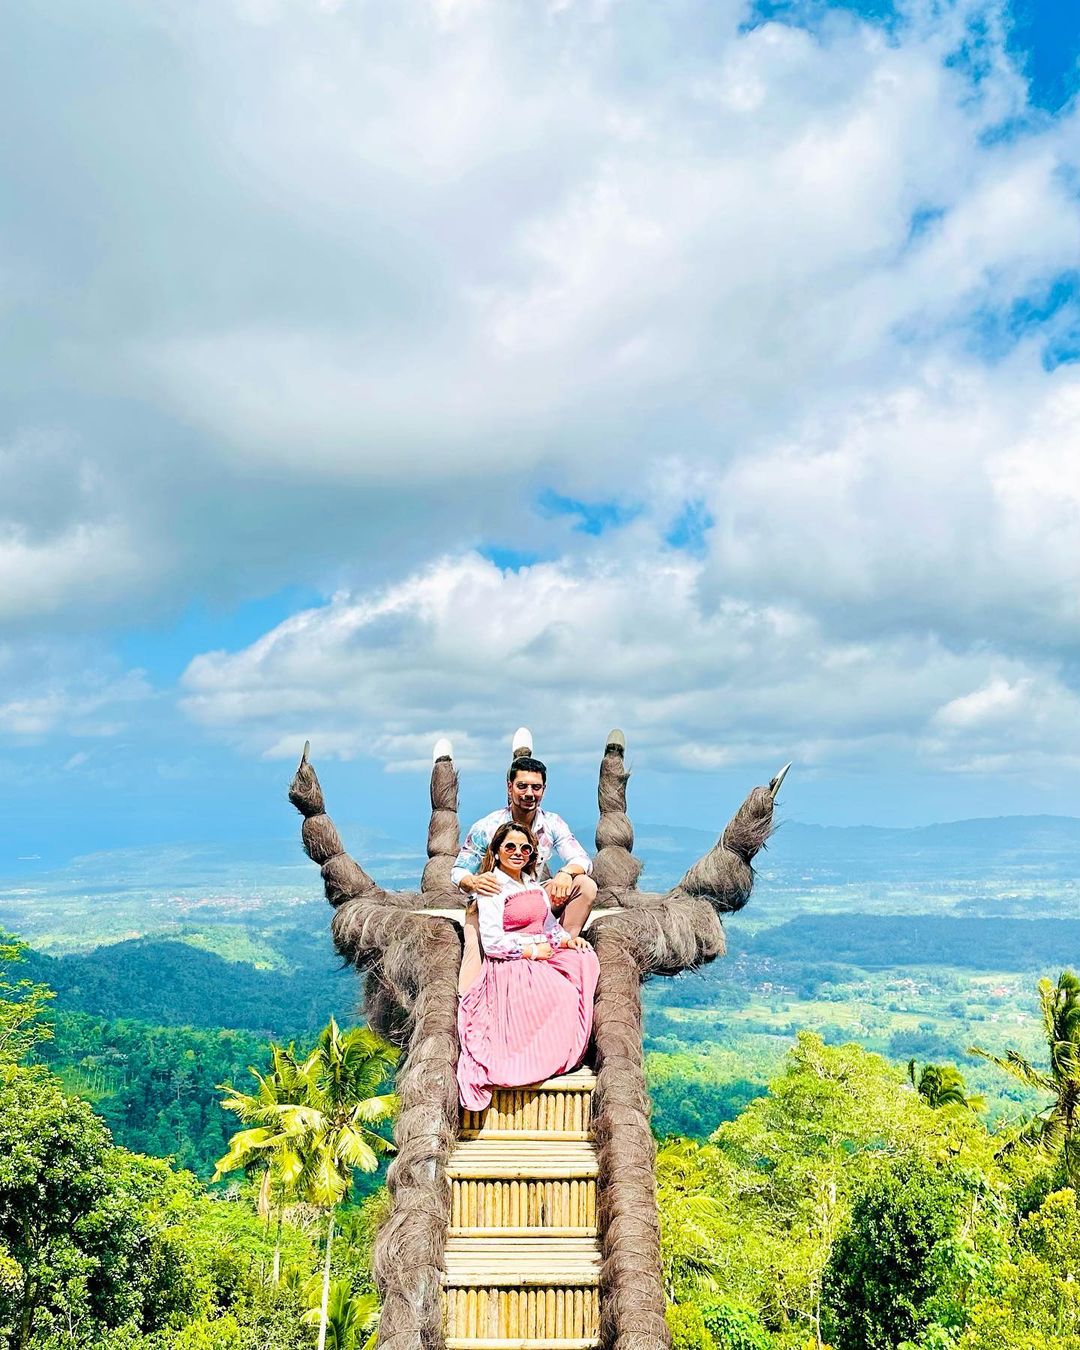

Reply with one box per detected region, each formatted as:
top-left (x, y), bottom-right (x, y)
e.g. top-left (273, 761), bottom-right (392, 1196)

top-left (3, 0), bottom-right (1080, 863)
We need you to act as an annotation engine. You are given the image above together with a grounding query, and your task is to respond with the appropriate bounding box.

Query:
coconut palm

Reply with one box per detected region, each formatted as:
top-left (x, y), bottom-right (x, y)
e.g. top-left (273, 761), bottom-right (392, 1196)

top-left (655, 1137), bottom-right (729, 1298)
top-left (301, 1279), bottom-right (380, 1350)
top-left (285, 1018), bottom-right (398, 1350)
top-left (906, 1060), bottom-right (984, 1112)
top-left (214, 1042), bottom-right (309, 1282)
top-left (970, 969), bottom-right (1080, 1183)
top-left (217, 1019), bottom-right (398, 1350)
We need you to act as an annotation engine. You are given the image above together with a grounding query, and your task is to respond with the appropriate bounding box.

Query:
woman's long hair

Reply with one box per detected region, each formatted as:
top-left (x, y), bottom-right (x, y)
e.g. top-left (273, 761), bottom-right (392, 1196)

top-left (480, 820), bottom-right (540, 879)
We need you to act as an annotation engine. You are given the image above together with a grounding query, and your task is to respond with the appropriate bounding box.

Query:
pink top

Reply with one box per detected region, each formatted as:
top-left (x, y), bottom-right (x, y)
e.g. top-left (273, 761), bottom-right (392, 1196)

top-left (475, 870), bottom-right (570, 960)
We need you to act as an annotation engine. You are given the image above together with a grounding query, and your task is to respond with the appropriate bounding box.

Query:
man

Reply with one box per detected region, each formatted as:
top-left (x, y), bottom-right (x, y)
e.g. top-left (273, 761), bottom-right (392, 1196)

top-left (453, 732), bottom-right (597, 990)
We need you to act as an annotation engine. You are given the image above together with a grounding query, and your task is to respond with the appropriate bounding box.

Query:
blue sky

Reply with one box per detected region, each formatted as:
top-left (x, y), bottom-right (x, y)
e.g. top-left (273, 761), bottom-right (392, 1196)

top-left (3, 0), bottom-right (1080, 869)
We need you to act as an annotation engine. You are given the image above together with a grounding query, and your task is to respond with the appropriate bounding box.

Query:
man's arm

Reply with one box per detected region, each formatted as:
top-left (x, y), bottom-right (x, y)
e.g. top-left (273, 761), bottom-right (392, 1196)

top-left (450, 815), bottom-right (502, 894)
top-left (547, 812), bottom-right (593, 876)
top-left (450, 825), bottom-right (485, 889)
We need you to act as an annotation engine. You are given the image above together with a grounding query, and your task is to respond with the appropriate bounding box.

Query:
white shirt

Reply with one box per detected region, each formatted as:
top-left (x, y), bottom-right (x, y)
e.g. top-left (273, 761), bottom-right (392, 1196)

top-left (475, 869), bottom-right (569, 961)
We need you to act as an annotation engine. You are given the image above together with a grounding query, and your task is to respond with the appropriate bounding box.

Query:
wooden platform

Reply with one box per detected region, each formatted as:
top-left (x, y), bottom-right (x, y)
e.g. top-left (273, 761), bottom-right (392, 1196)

top-left (444, 1070), bottom-right (601, 1348)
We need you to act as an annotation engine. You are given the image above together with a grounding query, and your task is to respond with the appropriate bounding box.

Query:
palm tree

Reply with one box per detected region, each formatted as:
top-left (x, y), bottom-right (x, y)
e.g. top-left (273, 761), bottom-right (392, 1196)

top-left (284, 1018), bottom-right (398, 1350)
top-left (654, 1138), bottom-right (728, 1299)
top-left (970, 969), bottom-right (1080, 1184)
top-left (214, 1042), bottom-right (308, 1283)
top-left (906, 1060), bottom-right (984, 1112)
top-left (216, 1018), bottom-right (398, 1350)
top-left (301, 1278), bottom-right (380, 1350)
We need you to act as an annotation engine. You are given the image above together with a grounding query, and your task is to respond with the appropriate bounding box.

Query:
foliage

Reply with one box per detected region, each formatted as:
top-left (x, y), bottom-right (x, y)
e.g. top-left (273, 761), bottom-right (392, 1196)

top-left (970, 969), bottom-right (1080, 1184)
top-left (657, 1034), bottom-right (1004, 1350)
top-left (647, 1050), bottom-right (766, 1138)
top-left (216, 1018), bottom-right (397, 1350)
top-left (0, 934), bottom-right (54, 1064)
top-left (300, 1279), bottom-right (378, 1350)
top-left (906, 1061), bottom-right (984, 1113)
top-left (699, 1297), bottom-right (775, 1350)
top-left (954, 1189), bottom-right (1080, 1349)
top-left (667, 1301), bottom-right (716, 1350)
top-left (0, 1065), bottom-right (206, 1348)
top-left (22, 937), bottom-right (354, 1039)
top-left (216, 1019), bottom-right (398, 1209)
top-left (821, 1157), bottom-right (969, 1350)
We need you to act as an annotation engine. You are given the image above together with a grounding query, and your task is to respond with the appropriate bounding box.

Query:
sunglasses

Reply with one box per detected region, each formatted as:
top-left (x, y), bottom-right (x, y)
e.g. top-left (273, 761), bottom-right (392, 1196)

top-left (500, 842), bottom-right (534, 857)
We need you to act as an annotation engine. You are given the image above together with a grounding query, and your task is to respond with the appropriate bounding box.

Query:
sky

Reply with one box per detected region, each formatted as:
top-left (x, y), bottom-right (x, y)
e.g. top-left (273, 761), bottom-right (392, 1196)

top-left (3, 0), bottom-right (1080, 865)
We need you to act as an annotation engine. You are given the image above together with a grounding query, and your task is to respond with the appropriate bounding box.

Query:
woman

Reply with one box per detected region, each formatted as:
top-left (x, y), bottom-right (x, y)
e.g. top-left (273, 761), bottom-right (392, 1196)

top-left (457, 820), bottom-right (600, 1111)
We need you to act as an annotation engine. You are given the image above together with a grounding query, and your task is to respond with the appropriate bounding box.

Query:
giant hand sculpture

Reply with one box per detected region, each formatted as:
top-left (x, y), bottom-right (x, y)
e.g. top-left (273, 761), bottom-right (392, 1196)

top-left (289, 733), bottom-right (787, 1350)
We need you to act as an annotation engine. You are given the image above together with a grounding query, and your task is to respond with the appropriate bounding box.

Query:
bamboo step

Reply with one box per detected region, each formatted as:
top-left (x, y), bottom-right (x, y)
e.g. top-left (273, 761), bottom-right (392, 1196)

top-left (450, 1228), bottom-right (597, 1239)
top-left (447, 1340), bottom-right (598, 1349)
top-left (451, 1177), bottom-right (597, 1228)
top-left (448, 1141), bottom-right (597, 1179)
top-left (459, 1130), bottom-right (589, 1142)
top-left (444, 1246), bottom-right (600, 1287)
top-left (444, 1286), bottom-right (601, 1340)
top-left (464, 1072), bottom-right (596, 1137)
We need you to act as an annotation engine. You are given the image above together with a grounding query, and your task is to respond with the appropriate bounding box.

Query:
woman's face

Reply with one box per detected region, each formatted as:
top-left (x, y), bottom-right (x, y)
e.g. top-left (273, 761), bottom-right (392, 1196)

top-left (498, 830), bottom-right (534, 874)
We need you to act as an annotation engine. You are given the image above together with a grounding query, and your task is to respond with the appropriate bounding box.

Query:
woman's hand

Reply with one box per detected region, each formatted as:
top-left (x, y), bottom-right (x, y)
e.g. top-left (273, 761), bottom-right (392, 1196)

top-left (560, 935), bottom-right (589, 950)
top-left (527, 942), bottom-right (554, 960)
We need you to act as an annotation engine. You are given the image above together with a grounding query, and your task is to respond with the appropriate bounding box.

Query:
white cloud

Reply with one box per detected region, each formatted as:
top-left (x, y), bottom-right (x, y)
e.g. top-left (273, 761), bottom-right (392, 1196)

top-left (0, 521), bottom-right (145, 624)
top-left (0, 642), bottom-right (152, 740)
top-left (6, 0), bottom-right (1080, 800)
top-left (180, 549), bottom-right (1080, 778)
top-left (4, 0), bottom-right (1078, 623)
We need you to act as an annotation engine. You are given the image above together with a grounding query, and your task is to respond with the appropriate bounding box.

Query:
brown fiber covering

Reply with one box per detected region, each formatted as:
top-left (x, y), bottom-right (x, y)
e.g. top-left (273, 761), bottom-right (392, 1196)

top-left (290, 750), bottom-right (461, 1350)
top-left (289, 734), bottom-right (781, 1350)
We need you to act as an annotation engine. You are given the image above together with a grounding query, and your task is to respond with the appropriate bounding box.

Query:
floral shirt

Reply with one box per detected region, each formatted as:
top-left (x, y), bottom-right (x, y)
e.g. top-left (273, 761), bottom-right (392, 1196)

top-left (450, 806), bottom-right (593, 890)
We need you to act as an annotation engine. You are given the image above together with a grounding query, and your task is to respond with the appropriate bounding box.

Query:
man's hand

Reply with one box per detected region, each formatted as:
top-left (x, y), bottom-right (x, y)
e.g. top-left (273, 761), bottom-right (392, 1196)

top-left (460, 872), bottom-right (502, 897)
top-left (560, 935), bottom-right (589, 951)
top-left (527, 942), bottom-right (554, 960)
top-left (545, 870), bottom-right (575, 903)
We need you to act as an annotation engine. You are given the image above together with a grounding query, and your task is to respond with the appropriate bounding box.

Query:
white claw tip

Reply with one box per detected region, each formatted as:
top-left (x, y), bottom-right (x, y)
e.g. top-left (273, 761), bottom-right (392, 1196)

top-left (606, 728), bottom-right (626, 750)
top-left (770, 762), bottom-right (792, 793)
top-left (511, 726), bottom-right (533, 757)
top-left (433, 737), bottom-right (453, 764)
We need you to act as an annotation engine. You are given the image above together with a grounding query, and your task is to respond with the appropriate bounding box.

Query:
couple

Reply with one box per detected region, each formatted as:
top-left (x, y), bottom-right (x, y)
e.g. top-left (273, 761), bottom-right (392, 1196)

top-left (452, 739), bottom-right (601, 1110)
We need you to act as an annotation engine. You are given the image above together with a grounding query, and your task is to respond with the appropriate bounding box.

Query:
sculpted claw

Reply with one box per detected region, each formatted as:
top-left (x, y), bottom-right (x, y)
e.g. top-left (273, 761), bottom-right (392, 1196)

top-left (769, 762), bottom-right (791, 795)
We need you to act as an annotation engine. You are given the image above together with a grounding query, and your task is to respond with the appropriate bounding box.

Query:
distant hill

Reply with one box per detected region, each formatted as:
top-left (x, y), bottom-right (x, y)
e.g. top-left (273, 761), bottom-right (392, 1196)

top-left (635, 815), bottom-right (1080, 886)
top-left (24, 935), bottom-right (357, 1037)
top-left (741, 913), bottom-right (1080, 972)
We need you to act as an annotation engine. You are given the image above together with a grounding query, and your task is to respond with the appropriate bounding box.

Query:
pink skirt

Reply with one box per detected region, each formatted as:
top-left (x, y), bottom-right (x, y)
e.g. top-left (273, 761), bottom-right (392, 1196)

top-left (457, 946), bottom-right (600, 1111)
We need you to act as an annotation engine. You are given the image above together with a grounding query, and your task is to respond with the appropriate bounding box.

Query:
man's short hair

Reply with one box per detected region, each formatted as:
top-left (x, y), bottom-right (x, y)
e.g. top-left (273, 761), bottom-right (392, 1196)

top-left (508, 755), bottom-right (547, 784)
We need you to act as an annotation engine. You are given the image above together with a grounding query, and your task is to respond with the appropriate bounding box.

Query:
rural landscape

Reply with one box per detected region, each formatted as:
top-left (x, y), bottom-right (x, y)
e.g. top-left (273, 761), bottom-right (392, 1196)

top-left (3, 810), bottom-right (1078, 1347)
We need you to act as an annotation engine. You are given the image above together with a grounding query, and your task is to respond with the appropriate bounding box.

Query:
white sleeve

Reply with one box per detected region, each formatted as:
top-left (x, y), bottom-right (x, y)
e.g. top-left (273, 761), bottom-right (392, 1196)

top-left (543, 905), bottom-right (571, 947)
top-left (476, 890), bottom-right (531, 960)
top-left (451, 818), bottom-right (488, 889)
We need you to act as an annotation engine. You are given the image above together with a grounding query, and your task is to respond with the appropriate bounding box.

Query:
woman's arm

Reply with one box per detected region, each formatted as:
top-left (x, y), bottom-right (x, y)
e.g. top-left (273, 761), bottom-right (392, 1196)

top-left (476, 889), bottom-right (545, 960)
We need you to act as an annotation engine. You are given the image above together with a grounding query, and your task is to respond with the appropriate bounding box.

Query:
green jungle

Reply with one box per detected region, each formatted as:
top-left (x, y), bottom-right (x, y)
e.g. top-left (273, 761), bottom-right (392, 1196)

top-left (2, 815), bottom-right (1080, 1349)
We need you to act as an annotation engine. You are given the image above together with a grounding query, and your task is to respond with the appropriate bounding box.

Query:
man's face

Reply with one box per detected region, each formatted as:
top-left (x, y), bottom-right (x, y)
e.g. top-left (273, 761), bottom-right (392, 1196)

top-left (508, 771), bottom-right (545, 814)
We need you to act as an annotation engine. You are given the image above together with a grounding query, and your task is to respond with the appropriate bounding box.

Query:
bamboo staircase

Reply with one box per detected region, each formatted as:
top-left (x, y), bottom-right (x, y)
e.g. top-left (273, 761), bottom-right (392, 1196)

top-left (443, 1067), bottom-right (601, 1350)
